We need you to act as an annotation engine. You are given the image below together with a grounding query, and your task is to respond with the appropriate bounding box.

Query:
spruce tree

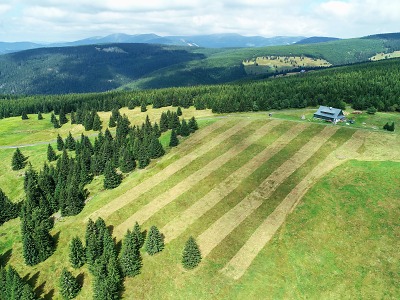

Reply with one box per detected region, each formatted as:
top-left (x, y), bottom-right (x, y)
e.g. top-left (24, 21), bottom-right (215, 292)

top-left (149, 135), bottom-right (165, 159)
top-left (92, 113), bottom-right (102, 131)
top-left (145, 225), bottom-right (164, 255)
top-left (103, 161), bottom-right (122, 189)
top-left (177, 106), bottom-right (182, 116)
top-left (84, 111), bottom-right (94, 131)
top-left (133, 222), bottom-right (145, 249)
top-left (182, 236), bottom-right (202, 269)
top-left (111, 107), bottom-right (121, 120)
top-left (22, 228), bottom-right (39, 266)
top-left (137, 143), bottom-right (150, 169)
top-left (69, 237), bottom-right (85, 269)
top-left (59, 268), bottom-right (81, 300)
top-left (11, 148), bottom-right (27, 170)
top-left (169, 129), bottom-right (179, 147)
top-left (168, 112), bottom-right (180, 130)
top-left (57, 134), bottom-right (65, 151)
top-left (85, 219), bottom-right (98, 268)
top-left (119, 230), bottom-right (142, 277)
top-left (37, 111), bottom-right (43, 120)
top-left (21, 111), bottom-right (29, 120)
top-left (59, 108), bottom-right (68, 125)
top-left (180, 119), bottom-right (190, 137)
top-left (119, 148), bottom-right (136, 173)
top-left (51, 113), bottom-right (61, 128)
top-left (47, 144), bottom-right (57, 162)
top-left (159, 112), bottom-right (168, 132)
top-left (141, 101), bottom-right (147, 112)
top-left (1, 266), bottom-right (37, 300)
top-left (108, 115), bottom-right (116, 128)
top-left (188, 116), bottom-right (199, 133)
top-left (65, 132), bottom-right (76, 151)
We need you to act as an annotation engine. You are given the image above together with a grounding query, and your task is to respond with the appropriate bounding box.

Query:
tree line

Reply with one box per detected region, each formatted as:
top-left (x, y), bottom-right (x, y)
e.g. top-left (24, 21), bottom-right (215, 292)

top-left (1, 58), bottom-right (400, 120)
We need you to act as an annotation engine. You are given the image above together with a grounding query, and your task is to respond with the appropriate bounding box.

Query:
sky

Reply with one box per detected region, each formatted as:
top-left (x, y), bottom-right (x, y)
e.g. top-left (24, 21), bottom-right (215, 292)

top-left (0, 0), bottom-right (399, 42)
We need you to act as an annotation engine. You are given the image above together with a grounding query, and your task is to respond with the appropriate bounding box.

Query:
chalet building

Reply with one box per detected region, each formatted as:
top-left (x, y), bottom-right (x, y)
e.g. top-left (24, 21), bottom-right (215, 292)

top-left (313, 106), bottom-right (345, 123)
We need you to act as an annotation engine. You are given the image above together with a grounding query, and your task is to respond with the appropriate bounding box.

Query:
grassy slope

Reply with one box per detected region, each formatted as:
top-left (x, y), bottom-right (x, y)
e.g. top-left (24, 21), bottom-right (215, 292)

top-left (0, 108), bottom-right (399, 299)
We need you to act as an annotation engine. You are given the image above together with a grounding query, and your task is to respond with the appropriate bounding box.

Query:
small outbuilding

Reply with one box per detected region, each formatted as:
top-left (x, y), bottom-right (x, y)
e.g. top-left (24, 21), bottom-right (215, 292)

top-left (313, 106), bottom-right (345, 123)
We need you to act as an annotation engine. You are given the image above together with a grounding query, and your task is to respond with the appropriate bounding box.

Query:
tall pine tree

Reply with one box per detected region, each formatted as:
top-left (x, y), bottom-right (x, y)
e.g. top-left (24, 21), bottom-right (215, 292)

top-left (103, 161), bottom-right (122, 189)
top-left (69, 237), bottom-right (85, 269)
top-left (169, 129), bottom-right (179, 147)
top-left (59, 268), bottom-right (81, 300)
top-left (47, 144), bottom-right (57, 162)
top-left (119, 230), bottom-right (142, 277)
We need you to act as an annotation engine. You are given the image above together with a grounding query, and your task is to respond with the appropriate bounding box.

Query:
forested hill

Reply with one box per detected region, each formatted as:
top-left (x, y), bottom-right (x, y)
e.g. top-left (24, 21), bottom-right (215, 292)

top-left (1, 33), bottom-right (400, 95)
top-left (1, 58), bottom-right (399, 119)
top-left (0, 43), bottom-right (205, 94)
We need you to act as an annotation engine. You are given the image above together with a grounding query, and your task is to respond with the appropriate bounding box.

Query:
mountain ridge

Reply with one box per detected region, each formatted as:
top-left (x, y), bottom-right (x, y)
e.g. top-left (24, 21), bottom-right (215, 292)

top-left (0, 33), bottom-right (306, 54)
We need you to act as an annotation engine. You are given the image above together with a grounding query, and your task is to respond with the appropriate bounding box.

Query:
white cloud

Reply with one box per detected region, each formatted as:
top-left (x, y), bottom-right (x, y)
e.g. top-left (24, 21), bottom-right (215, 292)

top-left (0, 0), bottom-right (400, 42)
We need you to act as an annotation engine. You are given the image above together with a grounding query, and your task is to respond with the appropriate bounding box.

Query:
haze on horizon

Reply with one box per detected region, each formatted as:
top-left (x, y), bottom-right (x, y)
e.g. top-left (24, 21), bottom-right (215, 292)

top-left (0, 0), bottom-right (399, 43)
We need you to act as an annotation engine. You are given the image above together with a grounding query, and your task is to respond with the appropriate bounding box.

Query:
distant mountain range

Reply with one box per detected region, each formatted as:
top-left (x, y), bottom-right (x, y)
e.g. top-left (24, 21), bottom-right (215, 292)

top-left (0, 33), bottom-right (306, 54)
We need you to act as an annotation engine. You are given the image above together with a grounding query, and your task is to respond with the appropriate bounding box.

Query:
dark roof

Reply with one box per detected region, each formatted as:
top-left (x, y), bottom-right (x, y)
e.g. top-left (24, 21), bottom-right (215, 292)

top-left (314, 106), bottom-right (344, 120)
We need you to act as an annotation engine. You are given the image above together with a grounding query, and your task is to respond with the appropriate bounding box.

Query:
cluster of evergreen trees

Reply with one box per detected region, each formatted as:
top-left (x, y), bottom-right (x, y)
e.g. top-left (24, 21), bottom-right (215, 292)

top-left (0, 265), bottom-right (38, 300)
top-left (67, 217), bottom-right (202, 298)
top-left (9, 110), bottom-right (175, 267)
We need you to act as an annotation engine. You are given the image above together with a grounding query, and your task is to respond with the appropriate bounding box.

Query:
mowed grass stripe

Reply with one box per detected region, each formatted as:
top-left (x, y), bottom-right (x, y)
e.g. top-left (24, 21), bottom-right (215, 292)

top-left (221, 130), bottom-right (366, 279)
top-left (107, 120), bottom-right (267, 228)
top-left (162, 123), bottom-right (309, 243)
top-left (113, 120), bottom-right (282, 236)
top-left (197, 126), bottom-right (339, 257)
top-left (86, 119), bottom-right (247, 222)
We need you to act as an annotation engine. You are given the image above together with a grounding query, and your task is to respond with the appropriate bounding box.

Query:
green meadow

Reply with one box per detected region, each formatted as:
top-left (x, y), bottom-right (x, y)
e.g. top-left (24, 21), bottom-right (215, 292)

top-left (0, 107), bottom-right (399, 299)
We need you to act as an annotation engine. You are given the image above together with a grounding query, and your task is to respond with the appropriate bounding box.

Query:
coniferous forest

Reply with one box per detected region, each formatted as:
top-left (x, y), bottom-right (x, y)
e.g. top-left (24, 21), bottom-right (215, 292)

top-left (0, 58), bottom-right (400, 122)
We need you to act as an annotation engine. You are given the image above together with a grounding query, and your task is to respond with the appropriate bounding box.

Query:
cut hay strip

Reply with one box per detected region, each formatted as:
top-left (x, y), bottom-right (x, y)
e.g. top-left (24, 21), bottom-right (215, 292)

top-left (197, 126), bottom-right (338, 258)
top-left (221, 130), bottom-right (365, 280)
top-left (162, 123), bottom-right (309, 243)
top-left (113, 120), bottom-right (282, 236)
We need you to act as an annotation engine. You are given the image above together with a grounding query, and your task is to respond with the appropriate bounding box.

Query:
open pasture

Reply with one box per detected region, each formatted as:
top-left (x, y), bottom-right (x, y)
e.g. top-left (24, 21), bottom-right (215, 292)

top-left (0, 107), bottom-right (399, 299)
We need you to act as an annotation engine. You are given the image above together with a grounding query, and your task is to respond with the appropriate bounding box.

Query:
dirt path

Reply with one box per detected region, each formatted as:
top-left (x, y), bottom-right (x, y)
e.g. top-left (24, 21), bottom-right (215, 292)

top-left (220, 130), bottom-right (366, 280)
top-left (86, 119), bottom-right (251, 223)
top-left (113, 120), bottom-right (282, 237)
top-left (162, 123), bottom-right (309, 243)
top-left (196, 126), bottom-right (339, 258)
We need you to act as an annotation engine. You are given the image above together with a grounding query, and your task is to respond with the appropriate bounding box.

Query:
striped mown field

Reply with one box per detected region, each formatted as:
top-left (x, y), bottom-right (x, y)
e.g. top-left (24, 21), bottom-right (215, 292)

top-left (1, 111), bottom-right (399, 299)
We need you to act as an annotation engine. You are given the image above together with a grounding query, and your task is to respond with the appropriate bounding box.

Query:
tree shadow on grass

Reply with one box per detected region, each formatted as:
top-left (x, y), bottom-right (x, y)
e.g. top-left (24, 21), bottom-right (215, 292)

top-left (43, 289), bottom-right (54, 300)
top-left (24, 271), bottom-right (40, 288)
top-left (76, 272), bottom-right (85, 289)
top-left (0, 249), bottom-right (12, 267)
top-left (34, 280), bottom-right (47, 298)
top-left (52, 231), bottom-right (61, 249)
